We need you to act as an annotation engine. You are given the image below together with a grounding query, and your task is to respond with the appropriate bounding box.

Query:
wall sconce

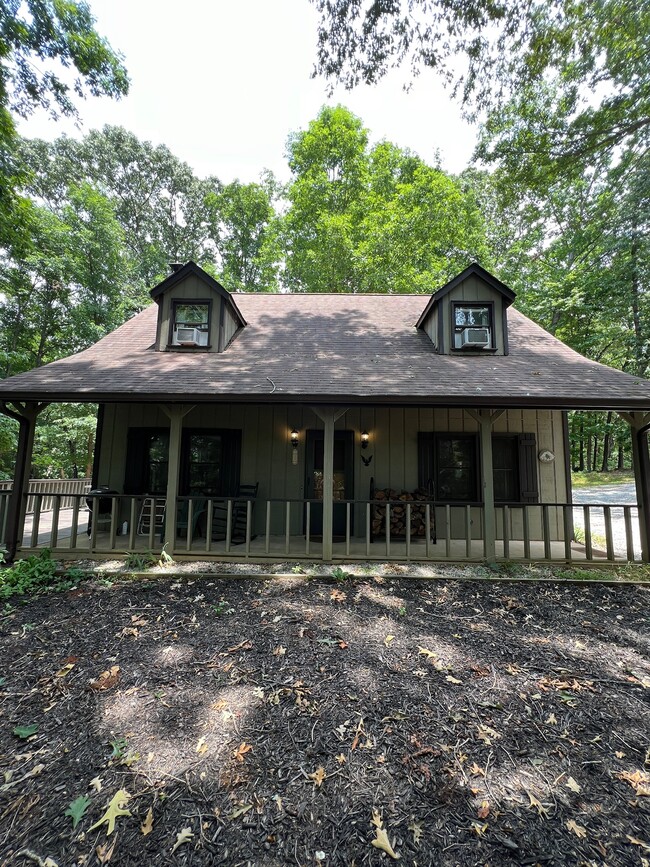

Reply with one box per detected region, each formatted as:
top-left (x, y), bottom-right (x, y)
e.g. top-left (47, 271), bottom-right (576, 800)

top-left (360, 430), bottom-right (372, 466)
top-left (290, 428), bottom-right (299, 465)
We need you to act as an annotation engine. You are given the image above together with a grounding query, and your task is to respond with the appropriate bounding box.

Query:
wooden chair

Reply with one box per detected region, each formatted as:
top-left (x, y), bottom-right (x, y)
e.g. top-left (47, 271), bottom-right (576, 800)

top-left (210, 483), bottom-right (258, 543)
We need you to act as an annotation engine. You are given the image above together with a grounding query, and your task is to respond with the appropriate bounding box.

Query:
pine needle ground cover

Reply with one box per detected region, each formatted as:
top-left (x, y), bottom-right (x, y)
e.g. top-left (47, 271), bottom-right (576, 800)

top-left (0, 575), bottom-right (648, 865)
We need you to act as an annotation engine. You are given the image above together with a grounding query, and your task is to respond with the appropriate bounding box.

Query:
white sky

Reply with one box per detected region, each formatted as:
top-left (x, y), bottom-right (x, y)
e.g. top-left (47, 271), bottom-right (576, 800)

top-left (17, 0), bottom-right (477, 184)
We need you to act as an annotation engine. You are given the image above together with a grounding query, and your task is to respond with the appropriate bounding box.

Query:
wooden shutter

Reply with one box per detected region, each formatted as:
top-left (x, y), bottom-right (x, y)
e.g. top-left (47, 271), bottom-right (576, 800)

top-left (518, 433), bottom-right (539, 503)
top-left (418, 432), bottom-right (435, 493)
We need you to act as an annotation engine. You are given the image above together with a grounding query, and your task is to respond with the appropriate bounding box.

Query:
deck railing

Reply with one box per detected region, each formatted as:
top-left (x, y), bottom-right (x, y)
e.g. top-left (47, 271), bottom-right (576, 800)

top-left (2, 491), bottom-right (642, 564)
top-left (0, 478), bottom-right (91, 513)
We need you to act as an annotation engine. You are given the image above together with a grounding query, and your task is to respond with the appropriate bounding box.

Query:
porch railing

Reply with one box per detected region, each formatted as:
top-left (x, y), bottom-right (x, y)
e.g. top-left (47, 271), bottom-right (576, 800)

top-left (2, 491), bottom-right (642, 564)
top-left (0, 477), bottom-right (91, 513)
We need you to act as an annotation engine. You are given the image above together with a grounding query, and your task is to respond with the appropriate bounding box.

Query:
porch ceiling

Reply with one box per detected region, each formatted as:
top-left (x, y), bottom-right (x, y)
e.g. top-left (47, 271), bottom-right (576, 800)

top-left (2, 294), bottom-right (650, 410)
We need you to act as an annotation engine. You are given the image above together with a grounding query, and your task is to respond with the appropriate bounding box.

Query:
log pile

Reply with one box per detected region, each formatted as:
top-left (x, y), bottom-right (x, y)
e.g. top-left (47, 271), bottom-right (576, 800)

top-left (372, 487), bottom-right (436, 541)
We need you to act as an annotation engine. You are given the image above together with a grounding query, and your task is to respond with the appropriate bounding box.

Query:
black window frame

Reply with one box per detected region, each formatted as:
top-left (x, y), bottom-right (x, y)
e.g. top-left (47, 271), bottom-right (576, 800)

top-left (124, 426), bottom-right (241, 496)
top-left (418, 431), bottom-right (539, 504)
top-left (451, 301), bottom-right (494, 351)
top-left (168, 298), bottom-right (212, 349)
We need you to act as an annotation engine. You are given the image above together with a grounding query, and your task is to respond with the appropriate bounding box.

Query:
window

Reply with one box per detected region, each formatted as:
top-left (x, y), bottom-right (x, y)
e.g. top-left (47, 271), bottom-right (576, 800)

top-left (418, 432), bottom-right (539, 503)
top-left (124, 428), bottom-right (241, 496)
top-left (171, 301), bottom-right (210, 347)
top-left (452, 303), bottom-right (492, 349)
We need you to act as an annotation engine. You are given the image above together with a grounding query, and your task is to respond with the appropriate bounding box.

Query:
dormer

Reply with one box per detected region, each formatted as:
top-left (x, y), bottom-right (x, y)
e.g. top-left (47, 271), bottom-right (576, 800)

top-left (416, 263), bottom-right (515, 356)
top-left (150, 261), bottom-right (246, 352)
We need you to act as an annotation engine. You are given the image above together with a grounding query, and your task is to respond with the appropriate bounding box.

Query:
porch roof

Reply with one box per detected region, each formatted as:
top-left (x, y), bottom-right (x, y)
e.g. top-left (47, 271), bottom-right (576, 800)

top-left (1, 294), bottom-right (650, 410)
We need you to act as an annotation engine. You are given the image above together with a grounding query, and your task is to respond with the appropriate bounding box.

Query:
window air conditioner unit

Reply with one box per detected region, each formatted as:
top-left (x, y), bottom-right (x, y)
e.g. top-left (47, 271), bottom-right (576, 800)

top-left (461, 327), bottom-right (490, 348)
top-left (176, 326), bottom-right (201, 346)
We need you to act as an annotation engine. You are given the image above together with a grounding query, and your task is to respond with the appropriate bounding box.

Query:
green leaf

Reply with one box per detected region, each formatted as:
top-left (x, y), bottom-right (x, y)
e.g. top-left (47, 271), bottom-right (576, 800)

top-left (13, 723), bottom-right (38, 738)
top-left (65, 794), bottom-right (91, 828)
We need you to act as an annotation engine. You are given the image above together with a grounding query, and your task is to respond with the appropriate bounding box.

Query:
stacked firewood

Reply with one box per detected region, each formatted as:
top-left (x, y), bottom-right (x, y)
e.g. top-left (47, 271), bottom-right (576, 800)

top-left (372, 488), bottom-right (436, 540)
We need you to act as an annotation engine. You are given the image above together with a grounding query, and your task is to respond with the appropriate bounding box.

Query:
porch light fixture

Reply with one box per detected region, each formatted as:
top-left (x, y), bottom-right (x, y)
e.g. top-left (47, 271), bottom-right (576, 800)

top-left (361, 430), bottom-right (370, 449)
top-left (290, 428), bottom-right (299, 465)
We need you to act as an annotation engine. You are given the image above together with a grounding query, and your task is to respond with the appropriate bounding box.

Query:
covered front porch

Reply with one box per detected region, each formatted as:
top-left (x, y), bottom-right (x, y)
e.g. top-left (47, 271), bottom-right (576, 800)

top-left (2, 399), bottom-right (650, 565)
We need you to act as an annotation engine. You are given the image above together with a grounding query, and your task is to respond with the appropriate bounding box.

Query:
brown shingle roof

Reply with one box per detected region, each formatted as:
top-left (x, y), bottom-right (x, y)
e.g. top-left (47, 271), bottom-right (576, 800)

top-left (1, 294), bottom-right (650, 409)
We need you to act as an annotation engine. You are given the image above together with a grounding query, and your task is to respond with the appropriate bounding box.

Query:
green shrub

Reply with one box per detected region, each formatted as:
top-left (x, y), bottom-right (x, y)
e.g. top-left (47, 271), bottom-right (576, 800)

top-left (0, 550), bottom-right (90, 600)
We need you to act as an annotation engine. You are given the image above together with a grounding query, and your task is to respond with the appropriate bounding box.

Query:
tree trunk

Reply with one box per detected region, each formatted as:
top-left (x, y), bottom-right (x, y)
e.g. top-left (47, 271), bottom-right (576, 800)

top-left (587, 433), bottom-right (593, 473)
top-left (618, 444), bottom-right (624, 471)
top-left (579, 415), bottom-right (585, 471)
top-left (601, 411), bottom-right (612, 472)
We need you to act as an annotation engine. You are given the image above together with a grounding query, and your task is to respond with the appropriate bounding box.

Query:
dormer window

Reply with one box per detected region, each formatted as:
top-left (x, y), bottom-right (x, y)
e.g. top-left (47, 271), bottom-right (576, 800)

top-left (171, 301), bottom-right (210, 348)
top-left (453, 303), bottom-right (492, 350)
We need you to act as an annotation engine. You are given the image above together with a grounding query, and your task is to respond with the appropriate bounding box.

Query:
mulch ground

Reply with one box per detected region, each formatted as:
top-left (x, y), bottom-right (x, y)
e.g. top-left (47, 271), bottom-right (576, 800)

top-left (0, 572), bottom-right (648, 866)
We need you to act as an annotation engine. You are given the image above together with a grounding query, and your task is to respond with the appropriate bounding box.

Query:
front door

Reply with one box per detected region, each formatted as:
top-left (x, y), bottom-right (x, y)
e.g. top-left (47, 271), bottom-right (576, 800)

top-left (305, 430), bottom-right (354, 537)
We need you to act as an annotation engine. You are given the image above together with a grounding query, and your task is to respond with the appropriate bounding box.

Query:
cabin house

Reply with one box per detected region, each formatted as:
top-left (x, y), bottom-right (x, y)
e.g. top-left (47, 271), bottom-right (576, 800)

top-left (2, 261), bottom-right (650, 565)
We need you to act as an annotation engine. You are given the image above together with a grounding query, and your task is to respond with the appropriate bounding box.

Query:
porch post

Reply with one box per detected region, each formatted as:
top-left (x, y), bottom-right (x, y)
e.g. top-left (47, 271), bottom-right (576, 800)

top-left (311, 407), bottom-right (348, 561)
top-left (620, 412), bottom-right (650, 562)
top-left (468, 409), bottom-right (503, 563)
top-left (0, 401), bottom-right (48, 562)
top-left (161, 404), bottom-right (194, 554)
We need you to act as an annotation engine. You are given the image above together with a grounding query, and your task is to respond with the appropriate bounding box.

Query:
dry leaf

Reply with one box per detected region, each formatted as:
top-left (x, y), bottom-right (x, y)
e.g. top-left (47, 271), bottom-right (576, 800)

top-left (90, 777), bottom-right (103, 793)
top-left (96, 837), bottom-right (117, 864)
top-left (371, 810), bottom-right (400, 859)
top-left (171, 826), bottom-right (194, 853)
top-left (546, 713), bottom-right (557, 725)
top-left (626, 835), bottom-right (650, 852)
top-left (615, 750), bottom-right (626, 759)
top-left (407, 820), bottom-right (422, 845)
top-left (526, 791), bottom-right (549, 818)
top-left (140, 807), bottom-right (154, 836)
top-left (336, 753), bottom-right (347, 765)
top-left (384, 635), bottom-right (395, 647)
top-left (56, 662), bottom-right (75, 677)
top-left (618, 769), bottom-right (650, 796)
top-left (470, 762), bottom-right (486, 777)
top-left (566, 819), bottom-right (587, 838)
top-left (90, 666), bottom-right (120, 691)
top-left (195, 736), bottom-right (208, 755)
top-left (88, 789), bottom-right (131, 836)
top-left (477, 800), bottom-right (490, 819)
top-left (273, 645), bottom-right (286, 656)
top-left (233, 742), bottom-right (252, 762)
top-left (470, 821), bottom-right (488, 836)
top-left (476, 724), bottom-right (500, 745)
top-left (566, 776), bottom-right (581, 794)
top-left (330, 589), bottom-right (347, 603)
top-left (309, 766), bottom-right (326, 787)
top-left (446, 675), bottom-right (462, 684)
top-left (227, 803), bottom-right (253, 819)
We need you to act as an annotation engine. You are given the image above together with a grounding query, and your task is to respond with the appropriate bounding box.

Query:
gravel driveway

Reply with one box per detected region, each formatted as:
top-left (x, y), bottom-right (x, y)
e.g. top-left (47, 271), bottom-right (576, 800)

top-left (571, 483), bottom-right (639, 559)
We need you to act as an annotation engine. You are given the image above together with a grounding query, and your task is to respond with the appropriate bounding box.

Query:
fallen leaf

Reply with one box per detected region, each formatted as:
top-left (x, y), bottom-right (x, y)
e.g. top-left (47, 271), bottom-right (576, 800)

top-left (476, 724), bottom-right (500, 745)
top-left (526, 791), bottom-right (549, 818)
top-left (141, 807), bottom-right (154, 836)
top-left (626, 835), bottom-right (650, 852)
top-left (477, 800), bottom-right (490, 819)
top-left (90, 666), bottom-right (120, 691)
top-left (338, 640), bottom-right (349, 649)
top-left (336, 753), bottom-right (347, 765)
top-left (470, 821), bottom-right (488, 836)
top-left (615, 750), bottom-right (626, 759)
top-left (227, 803), bottom-right (253, 819)
top-left (408, 819), bottom-right (422, 845)
top-left (96, 837), bottom-right (117, 864)
top-left (330, 589), bottom-right (347, 603)
top-left (233, 742), bottom-right (252, 762)
top-left (545, 713), bottom-right (557, 725)
top-left (90, 777), bottom-right (103, 793)
top-left (309, 766), bottom-right (326, 787)
top-left (470, 762), bottom-right (486, 777)
top-left (13, 724), bottom-right (38, 739)
top-left (195, 736), bottom-right (208, 755)
top-left (566, 819), bottom-right (587, 838)
top-left (566, 776), bottom-right (581, 794)
top-left (371, 810), bottom-right (400, 859)
top-left (446, 675), bottom-right (462, 685)
top-left (618, 769), bottom-right (650, 796)
top-left (171, 826), bottom-right (194, 853)
top-left (272, 794), bottom-right (283, 813)
top-left (56, 663), bottom-right (75, 677)
top-left (384, 635), bottom-right (395, 647)
top-left (65, 794), bottom-right (91, 828)
top-left (88, 789), bottom-right (132, 835)
top-left (273, 645), bottom-right (286, 656)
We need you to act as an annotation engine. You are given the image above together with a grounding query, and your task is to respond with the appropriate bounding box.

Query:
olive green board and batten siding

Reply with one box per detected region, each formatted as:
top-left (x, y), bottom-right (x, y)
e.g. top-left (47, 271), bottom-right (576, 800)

top-left (97, 404), bottom-right (567, 542)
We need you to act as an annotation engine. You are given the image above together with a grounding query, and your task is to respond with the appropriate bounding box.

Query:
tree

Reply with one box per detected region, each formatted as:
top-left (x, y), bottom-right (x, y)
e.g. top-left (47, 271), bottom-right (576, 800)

top-left (282, 105), bottom-right (490, 292)
top-left (204, 173), bottom-right (282, 292)
top-left (0, 0), bottom-right (128, 245)
top-left (311, 0), bottom-right (650, 177)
